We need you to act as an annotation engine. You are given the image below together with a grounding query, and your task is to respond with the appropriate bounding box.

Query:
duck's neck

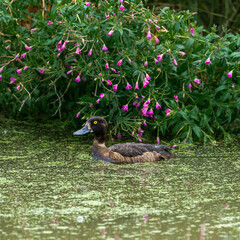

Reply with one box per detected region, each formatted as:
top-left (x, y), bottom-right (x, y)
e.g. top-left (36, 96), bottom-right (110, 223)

top-left (93, 134), bottom-right (107, 146)
top-left (92, 135), bottom-right (110, 159)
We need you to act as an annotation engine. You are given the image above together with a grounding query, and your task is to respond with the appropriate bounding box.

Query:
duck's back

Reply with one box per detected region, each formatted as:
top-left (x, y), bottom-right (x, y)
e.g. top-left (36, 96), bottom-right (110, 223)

top-left (108, 143), bottom-right (177, 164)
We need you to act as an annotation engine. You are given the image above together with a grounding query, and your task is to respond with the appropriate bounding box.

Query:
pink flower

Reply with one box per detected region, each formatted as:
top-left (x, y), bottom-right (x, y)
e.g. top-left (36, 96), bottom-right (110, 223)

top-left (117, 59), bottom-right (122, 65)
top-left (0, 68), bottom-right (3, 73)
top-left (85, 2), bottom-right (91, 6)
top-left (108, 30), bottom-right (114, 36)
top-left (157, 137), bottom-right (160, 143)
top-left (48, 21), bottom-right (53, 25)
top-left (116, 133), bottom-right (121, 141)
top-left (146, 31), bottom-right (151, 39)
top-left (88, 49), bottom-right (92, 56)
top-left (111, 68), bottom-right (116, 73)
top-left (146, 74), bottom-right (151, 81)
top-left (166, 108), bottom-right (171, 113)
top-left (172, 145), bottom-right (177, 148)
top-left (173, 59), bottom-right (178, 66)
top-left (76, 113), bottom-right (80, 118)
top-left (227, 71), bottom-right (233, 78)
top-left (105, 63), bottom-right (109, 69)
top-left (20, 53), bottom-right (26, 59)
top-left (156, 102), bottom-right (161, 110)
top-left (89, 103), bottom-right (93, 108)
top-left (96, 99), bottom-right (100, 103)
top-left (135, 82), bottom-right (139, 89)
top-left (16, 85), bottom-right (20, 90)
top-left (75, 76), bottom-right (81, 82)
top-left (190, 28), bottom-right (194, 34)
top-left (0, 75), bottom-right (2, 81)
top-left (75, 48), bottom-right (81, 54)
top-left (144, 61), bottom-right (148, 67)
top-left (187, 83), bottom-right (192, 88)
top-left (174, 95), bottom-right (178, 102)
top-left (6, 45), bottom-right (10, 50)
top-left (179, 51), bottom-right (186, 56)
top-left (113, 84), bottom-right (118, 91)
top-left (40, 69), bottom-right (44, 74)
top-left (106, 15), bottom-right (109, 19)
top-left (154, 36), bottom-right (159, 44)
top-left (232, 84), bottom-right (235, 88)
top-left (141, 107), bottom-right (147, 116)
top-left (102, 44), bottom-right (108, 51)
top-left (154, 58), bottom-right (159, 64)
top-left (133, 101), bottom-right (138, 107)
top-left (143, 122), bottom-right (147, 127)
top-left (157, 54), bottom-right (163, 61)
top-left (143, 79), bottom-right (149, 87)
top-left (205, 58), bottom-right (211, 65)
top-left (143, 99), bottom-right (150, 108)
top-left (23, 66), bottom-right (28, 70)
top-left (25, 45), bottom-right (32, 50)
top-left (156, 25), bottom-right (160, 30)
top-left (9, 77), bottom-right (16, 84)
top-left (99, 93), bottom-right (104, 98)
top-left (125, 83), bottom-right (132, 90)
top-left (138, 138), bottom-right (142, 142)
top-left (147, 109), bottom-right (154, 117)
top-left (122, 105), bottom-right (128, 111)
top-left (119, 4), bottom-right (125, 11)
top-left (194, 78), bottom-right (201, 85)
top-left (119, 0), bottom-right (123, 3)
top-left (106, 80), bottom-right (112, 85)
top-left (16, 69), bottom-right (22, 74)
top-left (30, 28), bottom-right (36, 33)
top-left (67, 70), bottom-right (72, 74)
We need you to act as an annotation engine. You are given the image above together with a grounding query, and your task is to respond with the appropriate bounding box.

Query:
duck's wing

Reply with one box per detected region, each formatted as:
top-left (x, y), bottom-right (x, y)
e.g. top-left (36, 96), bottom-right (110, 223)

top-left (109, 143), bottom-right (177, 158)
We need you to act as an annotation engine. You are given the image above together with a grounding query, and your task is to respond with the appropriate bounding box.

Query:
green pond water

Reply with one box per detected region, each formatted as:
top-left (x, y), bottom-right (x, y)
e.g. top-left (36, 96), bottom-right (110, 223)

top-left (0, 119), bottom-right (240, 240)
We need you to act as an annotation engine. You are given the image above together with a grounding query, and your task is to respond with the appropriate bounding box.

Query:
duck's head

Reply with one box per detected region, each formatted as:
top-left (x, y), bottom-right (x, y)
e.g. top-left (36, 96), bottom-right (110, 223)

top-left (73, 116), bottom-right (108, 143)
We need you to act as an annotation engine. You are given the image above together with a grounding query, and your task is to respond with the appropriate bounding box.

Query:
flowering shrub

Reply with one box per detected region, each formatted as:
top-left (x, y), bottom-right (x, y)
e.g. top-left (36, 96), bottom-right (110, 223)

top-left (0, 0), bottom-right (239, 143)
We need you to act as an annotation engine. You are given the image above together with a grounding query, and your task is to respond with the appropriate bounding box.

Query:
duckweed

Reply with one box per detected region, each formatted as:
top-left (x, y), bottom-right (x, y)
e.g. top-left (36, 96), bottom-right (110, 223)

top-left (0, 119), bottom-right (239, 239)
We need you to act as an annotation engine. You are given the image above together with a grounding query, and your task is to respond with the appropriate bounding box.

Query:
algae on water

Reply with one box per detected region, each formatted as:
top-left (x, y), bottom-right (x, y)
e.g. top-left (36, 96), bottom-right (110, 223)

top-left (0, 119), bottom-right (240, 239)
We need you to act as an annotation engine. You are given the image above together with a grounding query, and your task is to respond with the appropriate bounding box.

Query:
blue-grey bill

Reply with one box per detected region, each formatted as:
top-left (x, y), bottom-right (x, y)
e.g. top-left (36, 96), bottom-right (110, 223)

top-left (73, 125), bottom-right (91, 135)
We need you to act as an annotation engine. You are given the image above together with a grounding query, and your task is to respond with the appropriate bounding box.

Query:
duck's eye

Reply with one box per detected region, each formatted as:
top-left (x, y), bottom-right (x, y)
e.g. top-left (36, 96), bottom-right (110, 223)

top-left (93, 121), bottom-right (98, 124)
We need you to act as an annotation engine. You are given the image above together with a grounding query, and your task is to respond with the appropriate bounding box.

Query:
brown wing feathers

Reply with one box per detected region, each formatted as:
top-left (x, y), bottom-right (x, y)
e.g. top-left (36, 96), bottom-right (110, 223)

top-left (108, 143), bottom-right (178, 164)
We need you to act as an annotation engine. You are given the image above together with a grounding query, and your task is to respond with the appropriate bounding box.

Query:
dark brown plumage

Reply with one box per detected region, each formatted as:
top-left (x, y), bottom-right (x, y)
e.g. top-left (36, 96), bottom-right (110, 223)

top-left (73, 116), bottom-right (178, 164)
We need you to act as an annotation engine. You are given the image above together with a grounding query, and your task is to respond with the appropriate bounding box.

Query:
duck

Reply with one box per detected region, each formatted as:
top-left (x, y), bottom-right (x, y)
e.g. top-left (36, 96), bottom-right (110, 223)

top-left (73, 116), bottom-right (178, 164)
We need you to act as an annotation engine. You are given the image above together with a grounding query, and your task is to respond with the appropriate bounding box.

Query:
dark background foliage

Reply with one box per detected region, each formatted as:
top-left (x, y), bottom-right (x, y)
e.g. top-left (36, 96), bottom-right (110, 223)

top-left (147, 0), bottom-right (240, 34)
top-left (0, 0), bottom-right (239, 143)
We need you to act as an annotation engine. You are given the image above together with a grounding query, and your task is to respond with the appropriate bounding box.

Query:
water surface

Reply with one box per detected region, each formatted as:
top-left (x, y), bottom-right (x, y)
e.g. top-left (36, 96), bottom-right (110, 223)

top-left (0, 119), bottom-right (239, 239)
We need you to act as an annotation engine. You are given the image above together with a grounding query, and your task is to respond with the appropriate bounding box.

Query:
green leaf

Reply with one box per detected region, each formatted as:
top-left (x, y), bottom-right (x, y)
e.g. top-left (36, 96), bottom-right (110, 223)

top-left (192, 125), bottom-right (202, 139)
top-left (185, 38), bottom-right (194, 49)
top-left (237, 37), bottom-right (240, 47)
top-left (230, 52), bottom-right (240, 58)
top-left (214, 85), bottom-right (228, 94)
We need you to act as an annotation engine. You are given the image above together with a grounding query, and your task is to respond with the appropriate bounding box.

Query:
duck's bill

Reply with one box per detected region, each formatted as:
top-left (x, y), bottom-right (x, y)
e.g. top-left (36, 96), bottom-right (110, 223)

top-left (73, 125), bottom-right (91, 135)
